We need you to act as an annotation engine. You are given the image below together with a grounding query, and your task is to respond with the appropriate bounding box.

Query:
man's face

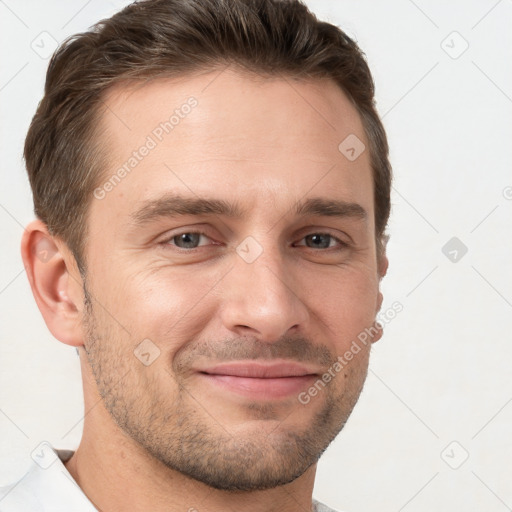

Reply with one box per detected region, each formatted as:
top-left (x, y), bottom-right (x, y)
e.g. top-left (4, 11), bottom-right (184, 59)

top-left (81, 68), bottom-right (384, 491)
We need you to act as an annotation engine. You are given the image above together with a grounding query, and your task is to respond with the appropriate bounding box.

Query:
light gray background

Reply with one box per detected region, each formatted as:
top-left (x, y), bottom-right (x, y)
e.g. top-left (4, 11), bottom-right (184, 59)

top-left (1, 1), bottom-right (511, 511)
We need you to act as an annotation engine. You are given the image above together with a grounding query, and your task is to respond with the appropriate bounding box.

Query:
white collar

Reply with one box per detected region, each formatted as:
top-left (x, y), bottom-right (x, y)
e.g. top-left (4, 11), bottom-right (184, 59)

top-left (0, 442), bottom-right (97, 511)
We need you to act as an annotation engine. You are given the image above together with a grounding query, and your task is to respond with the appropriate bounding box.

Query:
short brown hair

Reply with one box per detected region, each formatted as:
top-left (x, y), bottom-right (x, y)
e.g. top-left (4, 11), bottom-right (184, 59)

top-left (24, 0), bottom-right (392, 273)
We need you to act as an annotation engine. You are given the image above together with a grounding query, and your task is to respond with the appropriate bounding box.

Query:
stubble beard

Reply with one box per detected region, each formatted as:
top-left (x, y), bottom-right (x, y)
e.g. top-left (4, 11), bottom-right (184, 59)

top-left (81, 284), bottom-right (370, 491)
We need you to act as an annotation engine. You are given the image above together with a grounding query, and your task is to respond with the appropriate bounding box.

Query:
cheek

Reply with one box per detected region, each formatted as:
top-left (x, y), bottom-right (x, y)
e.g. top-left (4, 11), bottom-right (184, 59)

top-left (95, 255), bottom-right (379, 355)
top-left (309, 268), bottom-right (379, 344)
top-left (110, 269), bottom-right (220, 346)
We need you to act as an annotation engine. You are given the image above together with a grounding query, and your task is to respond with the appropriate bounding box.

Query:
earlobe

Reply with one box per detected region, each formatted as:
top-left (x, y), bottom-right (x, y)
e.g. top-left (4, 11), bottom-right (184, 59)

top-left (370, 318), bottom-right (384, 343)
top-left (378, 252), bottom-right (389, 279)
top-left (375, 254), bottom-right (388, 315)
top-left (372, 251), bottom-right (389, 344)
top-left (21, 220), bottom-right (85, 347)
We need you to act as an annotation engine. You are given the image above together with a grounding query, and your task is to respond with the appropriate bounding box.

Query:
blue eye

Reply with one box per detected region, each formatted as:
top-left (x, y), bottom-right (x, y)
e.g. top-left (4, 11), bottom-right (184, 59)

top-left (296, 233), bottom-right (348, 250)
top-left (166, 232), bottom-right (212, 249)
top-left (161, 231), bottom-right (348, 252)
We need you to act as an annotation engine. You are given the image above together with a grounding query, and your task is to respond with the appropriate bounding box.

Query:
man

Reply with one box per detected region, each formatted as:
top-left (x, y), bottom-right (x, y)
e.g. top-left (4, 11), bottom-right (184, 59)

top-left (2, 0), bottom-right (391, 510)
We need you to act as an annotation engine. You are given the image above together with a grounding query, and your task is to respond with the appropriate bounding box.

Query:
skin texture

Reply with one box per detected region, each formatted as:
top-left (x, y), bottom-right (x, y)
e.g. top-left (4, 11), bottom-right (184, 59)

top-left (22, 66), bottom-right (388, 512)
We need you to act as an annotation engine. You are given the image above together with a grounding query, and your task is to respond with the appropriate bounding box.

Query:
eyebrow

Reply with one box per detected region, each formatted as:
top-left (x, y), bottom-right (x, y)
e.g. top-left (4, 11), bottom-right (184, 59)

top-left (130, 193), bottom-right (368, 226)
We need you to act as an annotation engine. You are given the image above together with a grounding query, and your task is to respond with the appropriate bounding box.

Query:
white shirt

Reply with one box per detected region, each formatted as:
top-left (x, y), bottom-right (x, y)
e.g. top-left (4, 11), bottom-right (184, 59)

top-left (0, 444), bottom-right (341, 511)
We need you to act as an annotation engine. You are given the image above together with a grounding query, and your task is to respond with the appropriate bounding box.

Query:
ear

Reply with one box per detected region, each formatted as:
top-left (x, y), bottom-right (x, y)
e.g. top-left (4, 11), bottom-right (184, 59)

top-left (376, 251), bottom-right (389, 310)
top-left (21, 219), bottom-right (85, 347)
top-left (371, 250), bottom-right (389, 344)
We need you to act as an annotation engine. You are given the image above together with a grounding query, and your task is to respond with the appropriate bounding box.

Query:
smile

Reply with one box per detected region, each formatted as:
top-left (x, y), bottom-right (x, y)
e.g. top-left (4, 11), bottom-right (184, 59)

top-left (196, 361), bottom-right (320, 400)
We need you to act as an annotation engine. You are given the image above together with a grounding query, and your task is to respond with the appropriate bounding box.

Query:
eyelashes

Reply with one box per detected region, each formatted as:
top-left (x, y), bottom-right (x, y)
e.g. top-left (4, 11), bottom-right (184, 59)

top-left (295, 233), bottom-right (349, 250)
top-left (160, 230), bottom-right (350, 252)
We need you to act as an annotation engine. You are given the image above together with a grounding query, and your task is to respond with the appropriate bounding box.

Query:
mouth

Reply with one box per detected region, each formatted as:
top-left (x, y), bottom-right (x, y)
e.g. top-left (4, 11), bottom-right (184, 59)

top-left (195, 361), bottom-right (321, 400)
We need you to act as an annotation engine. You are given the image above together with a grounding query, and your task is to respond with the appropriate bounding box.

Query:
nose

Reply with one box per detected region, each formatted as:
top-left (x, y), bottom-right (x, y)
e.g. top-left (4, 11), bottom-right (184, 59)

top-left (219, 242), bottom-right (310, 343)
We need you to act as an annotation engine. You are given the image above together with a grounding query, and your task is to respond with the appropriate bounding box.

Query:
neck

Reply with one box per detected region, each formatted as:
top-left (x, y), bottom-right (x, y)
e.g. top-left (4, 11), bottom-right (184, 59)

top-left (64, 429), bottom-right (317, 512)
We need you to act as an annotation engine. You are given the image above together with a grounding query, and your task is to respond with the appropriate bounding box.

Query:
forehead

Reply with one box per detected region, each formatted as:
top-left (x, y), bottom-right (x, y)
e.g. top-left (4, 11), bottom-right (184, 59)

top-left (92, 67), bottom-right (373, 224)
top-left (100, 68), bottom-right (366, 151)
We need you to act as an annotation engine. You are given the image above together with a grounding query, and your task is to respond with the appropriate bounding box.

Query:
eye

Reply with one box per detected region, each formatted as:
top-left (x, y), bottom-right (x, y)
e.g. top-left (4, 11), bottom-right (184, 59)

top-left (295, 233), bottom-right (348, 250)
top-left (159, 230), bottom-right (349, 252)
top-left (164, 231), bottom-right (214, 250)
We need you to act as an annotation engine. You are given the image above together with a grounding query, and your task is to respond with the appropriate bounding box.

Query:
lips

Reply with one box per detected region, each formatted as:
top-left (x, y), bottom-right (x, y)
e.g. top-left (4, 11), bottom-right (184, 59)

top-left (198, 361), bottom-right (319, 379)
top-left (196, 361), bottom-right (320, 400)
